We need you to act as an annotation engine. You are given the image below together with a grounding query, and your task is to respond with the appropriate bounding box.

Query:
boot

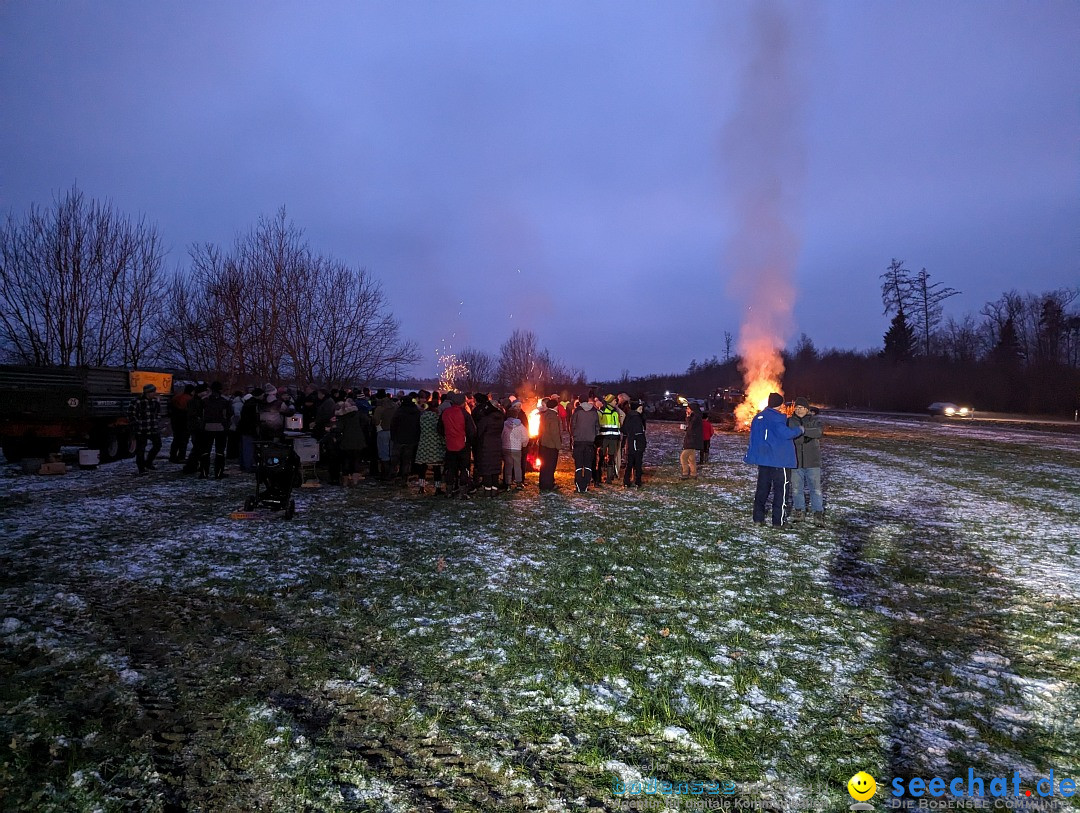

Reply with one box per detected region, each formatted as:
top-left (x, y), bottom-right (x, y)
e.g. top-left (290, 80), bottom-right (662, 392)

top-left (813, 511), bottom-right (826, 527)
top-left (793, 510), bottom-right (805, 522)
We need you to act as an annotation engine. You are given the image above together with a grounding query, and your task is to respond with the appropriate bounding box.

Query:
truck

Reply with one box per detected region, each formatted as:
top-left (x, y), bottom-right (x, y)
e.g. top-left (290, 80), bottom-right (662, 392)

top-left (0, 365), bottom-right (173, 462)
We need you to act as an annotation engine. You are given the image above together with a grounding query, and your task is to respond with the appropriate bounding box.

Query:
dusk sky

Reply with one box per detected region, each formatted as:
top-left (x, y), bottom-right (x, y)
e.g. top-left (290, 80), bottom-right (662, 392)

top-left (1, 1), bottom-right (1076, 381)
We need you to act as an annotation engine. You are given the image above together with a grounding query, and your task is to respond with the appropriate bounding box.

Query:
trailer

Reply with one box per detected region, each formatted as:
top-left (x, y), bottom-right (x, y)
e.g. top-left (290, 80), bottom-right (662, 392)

top-left (0, 365), bottom-right (172, 462)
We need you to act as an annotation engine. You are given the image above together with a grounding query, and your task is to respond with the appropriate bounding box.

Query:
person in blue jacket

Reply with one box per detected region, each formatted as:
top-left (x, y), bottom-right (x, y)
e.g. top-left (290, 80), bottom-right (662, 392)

top-left (744, 392), bottom-right (804, 527)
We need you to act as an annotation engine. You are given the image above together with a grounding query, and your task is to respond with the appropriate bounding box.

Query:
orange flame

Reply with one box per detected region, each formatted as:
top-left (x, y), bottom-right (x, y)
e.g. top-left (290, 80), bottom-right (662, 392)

top-left (527, 398), bottom-right (542, 438)
top-left (734, 323), bottom-right (786, 429)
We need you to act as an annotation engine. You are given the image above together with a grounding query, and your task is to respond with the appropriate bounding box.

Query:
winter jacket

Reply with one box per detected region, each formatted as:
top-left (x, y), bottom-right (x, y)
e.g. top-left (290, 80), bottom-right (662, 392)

top-left (501, 417), bottom-right (528, 451)
top-left (621, 410), bottom-right (647, 453)
top-left (203, 393), bottom-right (232, 432)
top-left (438, 404), bottom-right (475, 453)
top-left (168, 392), bottom-right (191, 420)
top-left (744, 407), bottom-right (803, 468)
top-left (538, 408), bottom-right (562, 450)
top-left (314, 396), bottom-right (337, 434)
top-left (415, 409), bottom-right (446, 464)
top-left (373, 398), bottom-right (398, 432)
top-left (337, 405), bottom-right (368, 452)
top-left (188, 394), bottom-right (206, 433)
top-left (787, 412), bottom-right (823, 469)
top-left (570, 403), bottom-right (600, 444)
top-left (237, 398), bottom-right (260, 436)
top-left (128, 395), bottom-right (161, 435)
top-left (682, 408), bottom-right (703, 451)
top-left (390, 399), bottom-right (422, 445)
top-left (702, 417), bottom-right (714, 442)
top-left (473, 402), bottom-right (505, 476)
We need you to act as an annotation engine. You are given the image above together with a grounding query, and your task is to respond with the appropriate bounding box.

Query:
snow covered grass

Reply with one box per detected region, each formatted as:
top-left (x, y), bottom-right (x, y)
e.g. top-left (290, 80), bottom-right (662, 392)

top-left (1, 416), bottom-right (1078, 811)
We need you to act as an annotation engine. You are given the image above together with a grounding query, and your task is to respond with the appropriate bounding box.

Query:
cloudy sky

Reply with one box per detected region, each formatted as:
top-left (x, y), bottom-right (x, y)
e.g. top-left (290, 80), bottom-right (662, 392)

top-left (1, 1), bottom-right (1076, 381)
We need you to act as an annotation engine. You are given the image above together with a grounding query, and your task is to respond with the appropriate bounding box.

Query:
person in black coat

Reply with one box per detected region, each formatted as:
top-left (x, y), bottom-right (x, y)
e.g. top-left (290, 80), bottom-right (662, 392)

top-left (621, 401), bottom-right (648, 488)
top-left (472, 393), bottom-right (505, 494)
top-left (389, 393), bottom-right (422, 485)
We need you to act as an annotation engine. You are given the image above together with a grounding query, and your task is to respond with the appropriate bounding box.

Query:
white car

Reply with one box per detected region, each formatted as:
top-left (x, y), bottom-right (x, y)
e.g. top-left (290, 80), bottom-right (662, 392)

top-left (928, 402), bottom-right (974, 418)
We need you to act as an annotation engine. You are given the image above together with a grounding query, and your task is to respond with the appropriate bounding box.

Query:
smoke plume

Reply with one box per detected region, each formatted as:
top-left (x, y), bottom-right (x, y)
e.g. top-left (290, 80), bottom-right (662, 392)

top-left (722, 2), bottom-right (806, 425)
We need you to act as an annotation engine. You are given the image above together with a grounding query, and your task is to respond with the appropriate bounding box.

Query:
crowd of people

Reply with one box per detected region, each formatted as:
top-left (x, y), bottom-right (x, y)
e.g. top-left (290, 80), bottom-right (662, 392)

top-left (127, 382), bottom-right (824, 524)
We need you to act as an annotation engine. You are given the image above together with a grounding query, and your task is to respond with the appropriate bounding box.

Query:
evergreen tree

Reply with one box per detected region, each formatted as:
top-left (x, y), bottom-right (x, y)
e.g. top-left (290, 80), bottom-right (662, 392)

top-left (882, 310), bottom-right (916, 362)
top-left (991, 316), bottom-right (1023, 365)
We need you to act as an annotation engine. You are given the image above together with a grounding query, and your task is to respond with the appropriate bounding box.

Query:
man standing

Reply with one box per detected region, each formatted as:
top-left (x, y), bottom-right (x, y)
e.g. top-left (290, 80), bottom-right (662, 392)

top-left (168, 384), bottom-right (193, 463)
top-left (438, 392), bottom-right (475, 499)
top-left (537, 397), bottom-right (562, 492)
top-left (201, 381), bottom-right (232, 479)
top-left (744, 393), bottom-right (804, 527)
top-left (595, 395), bottom-right (623, 484)
top-left (621, 400), bottom-right (647, 488)
top-left (570, 395), bottom-right (600, 493)
top-left (129, 384), bottom-right (162, 474)
top-left (680, 403), bottom-right (703, 479)
top-left (788, 397), bottom-right (825, 525)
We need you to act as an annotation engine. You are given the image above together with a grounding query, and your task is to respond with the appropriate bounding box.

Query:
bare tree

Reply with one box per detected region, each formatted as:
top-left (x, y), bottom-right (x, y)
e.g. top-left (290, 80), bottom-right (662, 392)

top-left (158, 208), bottom-right (417, 385)
top-left (457, 347), bottom-right (496, 392)
top-left (938, 315), bottom-right (980, 365)
top-left (880, 258), bottom-right (914, 318)
top-left (910, 268), bottom-right (959, 357)
top-left (0, 185), bottom-right (165, 366)
top-left (497, 329), bottom-right (547, 392)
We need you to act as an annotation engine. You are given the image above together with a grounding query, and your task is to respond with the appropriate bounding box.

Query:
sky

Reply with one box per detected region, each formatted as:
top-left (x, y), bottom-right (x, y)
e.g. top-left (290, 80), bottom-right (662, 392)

top-left (1, 0), bottom-right (1077, 381)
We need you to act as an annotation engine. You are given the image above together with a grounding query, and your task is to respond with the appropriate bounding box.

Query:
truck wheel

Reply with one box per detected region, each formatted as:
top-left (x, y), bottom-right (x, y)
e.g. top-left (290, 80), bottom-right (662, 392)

top-left (284, 499), bottom-right (295, 520)
top-left (121, 431), bottom-right (137, 458)
top-left (97, 432), bottom-right (121, 462)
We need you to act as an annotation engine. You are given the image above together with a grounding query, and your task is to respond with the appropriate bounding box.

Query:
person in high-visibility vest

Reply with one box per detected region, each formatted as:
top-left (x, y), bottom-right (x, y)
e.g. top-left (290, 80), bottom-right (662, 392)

top-left (595, 394), bottom-right (624, 484)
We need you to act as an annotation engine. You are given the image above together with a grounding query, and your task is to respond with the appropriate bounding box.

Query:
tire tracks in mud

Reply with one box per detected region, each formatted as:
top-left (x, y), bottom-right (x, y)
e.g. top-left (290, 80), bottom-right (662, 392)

top-left (81, 582), bottom-right (611, 811)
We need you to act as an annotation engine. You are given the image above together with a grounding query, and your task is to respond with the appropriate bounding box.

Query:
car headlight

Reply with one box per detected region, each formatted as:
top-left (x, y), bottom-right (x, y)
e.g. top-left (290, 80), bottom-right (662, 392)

top-left (944, 407), bottom-right (955, 416)
top-left (958, 407), bottom-right (969, 415)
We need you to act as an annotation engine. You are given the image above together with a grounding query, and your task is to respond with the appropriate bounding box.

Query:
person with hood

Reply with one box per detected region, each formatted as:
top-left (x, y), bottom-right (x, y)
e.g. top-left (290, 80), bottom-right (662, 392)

top-left (201, 381), bottom-right (233, 479)
top-left (744, 392), bottom-right (804, 527)
top-left (389, 392), bottom-right (422, 485)
top-left (570, 395), bottom-right (600, 493)
top-left (472, 393), bottom-right (505, 495)
top-left (680, 402), bottom-right (704, 479)
top-left (438, 391), bottom-right (475, 499)
top-left (537, 397), bottom-right (562, 492)
top-left (258, 385), bottom-right (285, 440)
top-left (501, 403), bottom-right (529, 490)
top-left (621, 400), bottom-right (647, 488)
top-left (787, 396), bottom-right (825, 525)
top-left (336, 398), bottom-right (368, 480)
top-left (415, 393), bottom-right (446, 494)
top-left (236, 388), bottom-right (263, 473)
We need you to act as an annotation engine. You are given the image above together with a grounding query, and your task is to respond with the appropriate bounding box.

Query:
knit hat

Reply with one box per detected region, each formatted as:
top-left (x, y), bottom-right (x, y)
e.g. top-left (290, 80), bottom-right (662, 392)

top-left (767, 393), bottom-right (784, 408)
top-left (142, 383), bottom-right (157, 394)
top-left (794, 396), bottom-right (810, 408)
top-left (451, 391), bottom-right (466, 406)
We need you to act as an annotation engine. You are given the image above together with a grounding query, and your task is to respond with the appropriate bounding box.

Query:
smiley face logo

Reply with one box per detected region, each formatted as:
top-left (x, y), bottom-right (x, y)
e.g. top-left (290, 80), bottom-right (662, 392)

top-left (847, 771), bottom-right (876, 801)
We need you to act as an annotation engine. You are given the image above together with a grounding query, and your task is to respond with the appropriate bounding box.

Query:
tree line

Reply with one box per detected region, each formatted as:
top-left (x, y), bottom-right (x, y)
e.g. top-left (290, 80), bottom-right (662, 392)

top-left (0, 187), bottom-right (418, 385)
top-left (601, 260), bottom-right (1078, 415)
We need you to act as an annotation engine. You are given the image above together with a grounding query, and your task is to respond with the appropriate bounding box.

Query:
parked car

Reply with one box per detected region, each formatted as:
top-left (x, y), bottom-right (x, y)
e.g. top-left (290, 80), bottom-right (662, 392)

top-left (928, 402), bottom-right (974, 418)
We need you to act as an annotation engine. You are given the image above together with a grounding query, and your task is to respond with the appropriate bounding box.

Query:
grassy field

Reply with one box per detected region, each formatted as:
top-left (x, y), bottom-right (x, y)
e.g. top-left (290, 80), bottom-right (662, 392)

top-left (1, 417), bottom-right (1078, 812)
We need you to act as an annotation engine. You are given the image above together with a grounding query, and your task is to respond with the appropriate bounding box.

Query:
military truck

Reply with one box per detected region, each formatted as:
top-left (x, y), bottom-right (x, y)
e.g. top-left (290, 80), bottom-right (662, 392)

top-left (0, 365), bottom-right (172, 462)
